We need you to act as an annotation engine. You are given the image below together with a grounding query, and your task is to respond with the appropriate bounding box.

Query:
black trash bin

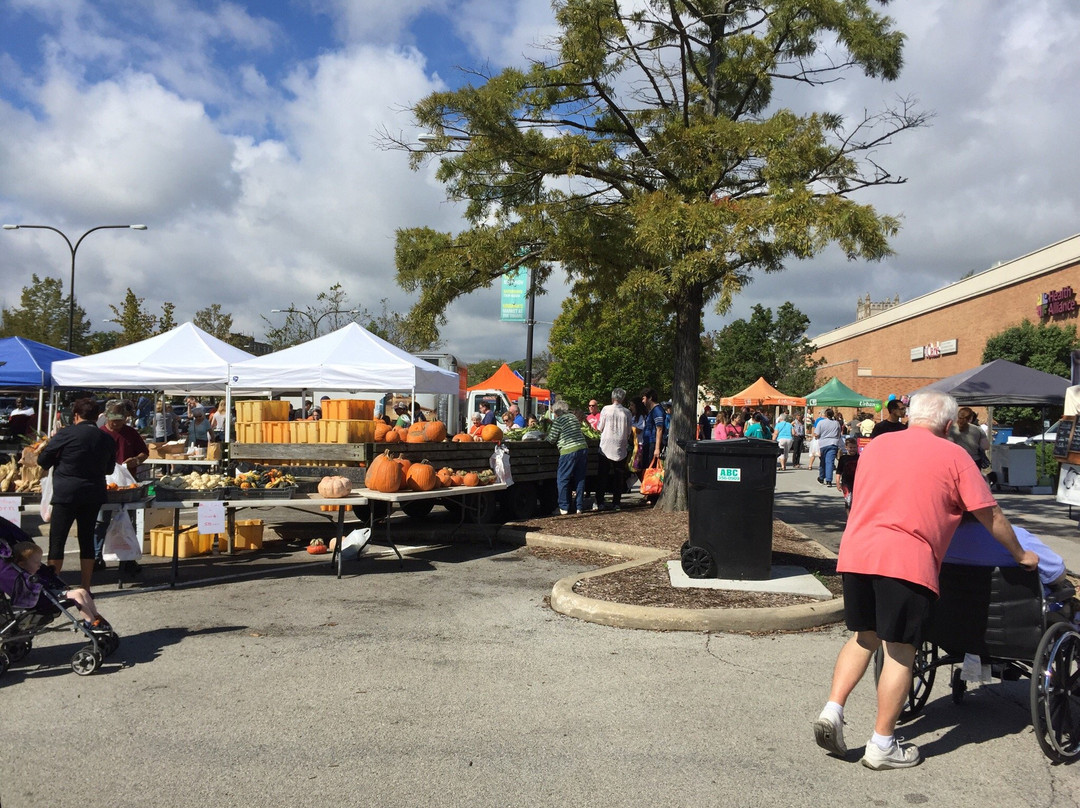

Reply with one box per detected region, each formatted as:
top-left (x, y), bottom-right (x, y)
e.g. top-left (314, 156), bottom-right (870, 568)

top-left (680, 438), bottom-right (777, 580)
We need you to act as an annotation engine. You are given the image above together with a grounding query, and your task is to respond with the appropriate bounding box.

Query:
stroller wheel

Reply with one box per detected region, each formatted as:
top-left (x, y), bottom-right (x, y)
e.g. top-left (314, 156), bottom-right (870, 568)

top-left (2, 640), bottom-right (31, 663)
top-left (71, 647), bottom-right (101, 676)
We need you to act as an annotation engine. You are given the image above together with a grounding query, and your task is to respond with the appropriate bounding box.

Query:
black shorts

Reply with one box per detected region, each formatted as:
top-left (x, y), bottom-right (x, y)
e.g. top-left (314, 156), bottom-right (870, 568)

top-left (842, 573), bottom-right (936, 646)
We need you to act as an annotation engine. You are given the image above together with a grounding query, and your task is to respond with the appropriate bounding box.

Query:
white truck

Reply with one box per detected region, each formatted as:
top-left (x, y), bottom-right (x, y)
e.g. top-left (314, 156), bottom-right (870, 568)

top-left (412, 353), bottom-right (513, 434)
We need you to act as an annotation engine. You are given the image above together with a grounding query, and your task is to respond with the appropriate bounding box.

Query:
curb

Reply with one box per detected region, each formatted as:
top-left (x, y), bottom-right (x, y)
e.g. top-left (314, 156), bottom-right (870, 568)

top-left (498, 526), bottom-right (845, 633)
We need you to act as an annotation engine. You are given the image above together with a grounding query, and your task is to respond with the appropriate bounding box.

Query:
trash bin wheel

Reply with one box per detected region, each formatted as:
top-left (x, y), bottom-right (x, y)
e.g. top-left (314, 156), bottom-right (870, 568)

top-left (681, 545), bottom-right (716, 579)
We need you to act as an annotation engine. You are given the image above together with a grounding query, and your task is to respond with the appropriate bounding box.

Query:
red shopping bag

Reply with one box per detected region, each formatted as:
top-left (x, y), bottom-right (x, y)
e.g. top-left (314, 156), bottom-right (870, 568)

top-left (640, 457), bottom-right (664, 495)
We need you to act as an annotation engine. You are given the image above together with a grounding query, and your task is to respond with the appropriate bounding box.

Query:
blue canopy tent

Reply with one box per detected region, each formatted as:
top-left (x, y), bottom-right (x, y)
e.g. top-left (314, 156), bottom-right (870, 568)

top-left (0, 337), bottom-right (79, 435)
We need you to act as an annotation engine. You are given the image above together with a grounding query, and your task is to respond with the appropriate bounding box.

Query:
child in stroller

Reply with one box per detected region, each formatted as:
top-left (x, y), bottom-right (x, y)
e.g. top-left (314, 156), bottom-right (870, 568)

top-left (0, 517), bottom-right (119, 676)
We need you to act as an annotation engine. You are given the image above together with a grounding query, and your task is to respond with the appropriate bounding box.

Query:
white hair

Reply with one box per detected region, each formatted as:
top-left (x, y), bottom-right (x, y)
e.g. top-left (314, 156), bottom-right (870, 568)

top-left (907, 391), bottom-right (957, 433)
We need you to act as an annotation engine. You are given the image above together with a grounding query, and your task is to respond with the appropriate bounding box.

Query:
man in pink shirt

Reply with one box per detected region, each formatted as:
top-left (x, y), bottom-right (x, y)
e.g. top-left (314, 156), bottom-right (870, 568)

top-left (813, 391), bottom-right (1037, 770)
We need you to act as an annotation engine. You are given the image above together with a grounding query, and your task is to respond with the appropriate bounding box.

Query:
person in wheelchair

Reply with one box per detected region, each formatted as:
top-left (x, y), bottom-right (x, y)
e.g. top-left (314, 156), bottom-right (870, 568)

top-left (945, 512), bottom-right (1075, 605)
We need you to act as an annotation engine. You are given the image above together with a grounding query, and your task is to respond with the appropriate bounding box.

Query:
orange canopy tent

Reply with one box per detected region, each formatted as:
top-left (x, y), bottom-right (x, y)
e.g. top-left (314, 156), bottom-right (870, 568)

top-left (468, 363), bottom-right (552, 402)
top-left (719, 377), bottom-right (805, 407)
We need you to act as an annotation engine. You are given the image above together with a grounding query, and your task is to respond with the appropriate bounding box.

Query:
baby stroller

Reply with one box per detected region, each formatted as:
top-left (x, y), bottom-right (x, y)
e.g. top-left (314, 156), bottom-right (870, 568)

top-left (0, 518), bottom-right (119, 677)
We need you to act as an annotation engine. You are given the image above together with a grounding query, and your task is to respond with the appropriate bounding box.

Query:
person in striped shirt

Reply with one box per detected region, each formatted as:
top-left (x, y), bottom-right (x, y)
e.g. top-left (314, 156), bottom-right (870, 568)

top-left (547, 400), bottom-right (588, 514)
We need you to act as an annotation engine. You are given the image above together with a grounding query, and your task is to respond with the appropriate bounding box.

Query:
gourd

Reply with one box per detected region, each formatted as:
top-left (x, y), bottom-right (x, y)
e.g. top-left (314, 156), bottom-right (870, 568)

top-left (406, 461), bottom-right (437, 492)
top-left (317, 475), bottom-right (352, 498)
top-left (436, 467), bottom-right (453, 488)
top-left (480, 424), bottom-right (502, 443)
top-left (450, 474), bottom-right (465, 486)
top-left (365, 450), bottom-right (402, 493)
top-left (423, 421), bottom-right (447, 442)
top-left (463, 472), bottom-right (480, 487)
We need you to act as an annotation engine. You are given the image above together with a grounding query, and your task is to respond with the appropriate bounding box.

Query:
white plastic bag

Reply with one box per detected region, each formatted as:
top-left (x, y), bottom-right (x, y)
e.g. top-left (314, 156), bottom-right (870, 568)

top-left (102, 510), bottom-right (142, 562)
top-left (106, 462), bottom-right (138, 488)
top-left (490, 444), bottom-right (514, 486)
top-left (339, 528), bottom-right (371, 561)
top-left (39, 470), bottom-right (53, 523)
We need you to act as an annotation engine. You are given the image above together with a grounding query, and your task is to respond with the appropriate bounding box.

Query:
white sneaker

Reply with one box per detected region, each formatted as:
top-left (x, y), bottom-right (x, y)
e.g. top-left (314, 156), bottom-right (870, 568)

top-left (559, 509), bottom-right (569, 515)
top-left (813, 712), bottom-right (846, 756)
top-left (860, 738), bottom-right (921, 770)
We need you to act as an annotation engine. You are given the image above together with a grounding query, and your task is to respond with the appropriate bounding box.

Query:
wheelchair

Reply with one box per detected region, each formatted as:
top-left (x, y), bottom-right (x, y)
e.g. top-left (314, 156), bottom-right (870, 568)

top-left (875, 563), bottom-right (1079, 762)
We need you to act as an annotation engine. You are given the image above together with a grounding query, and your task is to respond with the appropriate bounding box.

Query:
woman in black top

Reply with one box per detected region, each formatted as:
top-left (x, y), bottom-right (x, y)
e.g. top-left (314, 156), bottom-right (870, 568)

top-left (37, 398), bottom-right (116, 591)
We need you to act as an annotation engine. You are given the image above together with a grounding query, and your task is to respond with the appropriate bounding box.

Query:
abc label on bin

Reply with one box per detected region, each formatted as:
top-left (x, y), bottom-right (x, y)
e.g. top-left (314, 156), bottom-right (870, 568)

top-left (716, 467), bottom-right (741, 482)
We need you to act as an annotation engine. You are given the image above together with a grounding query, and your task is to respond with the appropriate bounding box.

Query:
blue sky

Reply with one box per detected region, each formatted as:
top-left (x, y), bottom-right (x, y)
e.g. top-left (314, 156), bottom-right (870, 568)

top-left (2, 1), bottom-right (1080, 368)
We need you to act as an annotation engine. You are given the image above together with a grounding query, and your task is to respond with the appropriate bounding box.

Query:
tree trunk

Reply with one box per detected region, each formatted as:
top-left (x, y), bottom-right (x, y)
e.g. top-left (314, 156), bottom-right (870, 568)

top-left (658, 282), bottom-right (703, 512)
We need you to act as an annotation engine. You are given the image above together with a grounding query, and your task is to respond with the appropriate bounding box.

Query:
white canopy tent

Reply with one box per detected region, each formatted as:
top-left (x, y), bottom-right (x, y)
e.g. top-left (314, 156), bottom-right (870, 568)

top-left (227, 322), bottom-right (459, 395)
top-left (51, 322), bottom-right (255, 393)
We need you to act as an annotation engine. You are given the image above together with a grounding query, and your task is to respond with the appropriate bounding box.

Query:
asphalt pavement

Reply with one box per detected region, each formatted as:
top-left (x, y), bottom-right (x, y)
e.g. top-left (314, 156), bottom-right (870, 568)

top-left (3, 495), bottom-right (1080, 807)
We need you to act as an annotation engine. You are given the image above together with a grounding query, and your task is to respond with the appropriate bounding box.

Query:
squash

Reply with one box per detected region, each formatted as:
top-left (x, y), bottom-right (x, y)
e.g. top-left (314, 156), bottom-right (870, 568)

top-left (463, 472), bottom-right (480, 487)
top-left (423, 421), bottom-right (447, 442)
top-left (451, 433), bottom-right (471, 442)
top-left (480, 424), bottom-right (502, 443)
top-left (383, 427), bottom-right (401, 444)
top-left (365, 450), bottom-right (402, 493)
top-left (450, 474), bottom-right (465, 486)
top-left (374, 422), bottom-right (393, 442)
top-left (406, 423), bottom-right (428, 443)
top-left (317, 475), bottom-right (352, 498)
top-left (394, 426), bottom-right (410, 442)
top-left (436, 467), bottom-right (453, 488)
top-left (406, 460), bottom-right (437, 492)
top-left (395, 455), bottom-right (412, 478)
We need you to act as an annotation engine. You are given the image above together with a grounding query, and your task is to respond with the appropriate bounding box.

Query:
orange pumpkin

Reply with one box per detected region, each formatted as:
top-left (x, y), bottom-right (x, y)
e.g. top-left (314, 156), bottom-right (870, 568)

top-left (395, 456), bottom-right (412, 477)
top-left (451, 433), bottom-right (471, 442)
top-left (406, 461), bottom-right (437, 492)
top-left (436, 467), bottom-right (453, 488)
top-left (480, 424), bottom-right (502, 443)
top-left (463, 472), bottom-right (480, 487)
top-left (406, 423), bottom-right (428, 443)
top-left (423, 421), bottom-right (447, 442)
top-left (450, 474), bottom-right (464, 486)
top-left (394, 426), bottom-right (409, 442)
top-left (365, 450), bottom-right (402, 493)
top-left (383, 427), bottom-right (401, 444)
top-left (374, 422), bottom-right (393, 442)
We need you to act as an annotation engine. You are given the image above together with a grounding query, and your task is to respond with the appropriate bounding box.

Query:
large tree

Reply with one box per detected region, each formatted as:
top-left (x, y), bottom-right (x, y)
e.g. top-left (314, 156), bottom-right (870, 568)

top-left (547, 293), bottom-right (675, 407)
top-left (194, 303), bottom-right (233, 341)
top-left (0, 274), bottom-right (91, 350)
top-left (392, 0), bottom-right (924, 509)
top-left (702, 302), bottom-right (821, 398)
top-left (107, 288), bottom-right (160, 346)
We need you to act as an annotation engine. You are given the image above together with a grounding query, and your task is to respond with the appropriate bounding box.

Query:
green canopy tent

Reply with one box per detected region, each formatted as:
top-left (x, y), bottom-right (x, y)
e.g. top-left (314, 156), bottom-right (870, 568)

top-left (805, 377), bottom-right (881, 409)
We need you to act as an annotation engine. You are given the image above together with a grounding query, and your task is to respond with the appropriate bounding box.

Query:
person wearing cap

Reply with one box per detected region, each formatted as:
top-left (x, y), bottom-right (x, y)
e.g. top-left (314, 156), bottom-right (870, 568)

top-left (94, 400), bottom-right (150, 574)
top-left (393, 403), bottom-right (412, 429)
top-left (36, 398), bottom-right (117, 591)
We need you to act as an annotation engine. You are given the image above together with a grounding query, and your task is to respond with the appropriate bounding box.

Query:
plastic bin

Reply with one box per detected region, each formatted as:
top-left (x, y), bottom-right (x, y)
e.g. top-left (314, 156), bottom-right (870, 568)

top-left (992, 427), bottom-right (1013, 445)
top-left (681, 438), bottom-right (778, 580)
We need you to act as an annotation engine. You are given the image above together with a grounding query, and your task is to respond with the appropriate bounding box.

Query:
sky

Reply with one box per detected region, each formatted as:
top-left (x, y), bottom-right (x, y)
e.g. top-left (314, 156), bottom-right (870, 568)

top-left (2, 1), bottom-right (1079, 368)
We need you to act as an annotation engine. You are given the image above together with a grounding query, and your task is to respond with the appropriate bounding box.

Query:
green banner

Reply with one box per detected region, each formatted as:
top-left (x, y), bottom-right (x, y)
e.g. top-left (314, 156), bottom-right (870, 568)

top-left (500, 267), bottom-right (528, 322)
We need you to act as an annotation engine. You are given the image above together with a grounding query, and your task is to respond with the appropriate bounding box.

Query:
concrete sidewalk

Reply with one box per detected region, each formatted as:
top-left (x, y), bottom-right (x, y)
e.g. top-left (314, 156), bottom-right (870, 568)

top-left (772, 464), bottom-right (1080, 573)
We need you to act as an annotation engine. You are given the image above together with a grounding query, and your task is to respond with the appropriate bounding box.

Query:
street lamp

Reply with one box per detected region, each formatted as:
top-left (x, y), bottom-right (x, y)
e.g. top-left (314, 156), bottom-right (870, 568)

top-left (270, 307), bottom-right (361, 340)
top-left (3, 223), bottom-right (148, 351)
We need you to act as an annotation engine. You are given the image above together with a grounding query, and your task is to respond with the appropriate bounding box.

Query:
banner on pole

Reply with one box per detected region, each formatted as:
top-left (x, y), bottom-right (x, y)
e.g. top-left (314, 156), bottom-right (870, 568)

top-left (500, 268), bottom-right (528, 322)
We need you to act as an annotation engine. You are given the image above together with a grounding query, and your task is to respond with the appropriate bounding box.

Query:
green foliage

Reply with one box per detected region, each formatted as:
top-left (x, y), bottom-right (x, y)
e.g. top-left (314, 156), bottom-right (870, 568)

top-left (0, 274), bottom-right (90, 350)
top-left (702, 302), bottom-right (822, 398)
top-left (159, 301), bottom-right (177, 333)
top-left (391, 0), bottom-right (923, 509)
top-left (982, 319), bottom-right (1078, 427)
top-left (546, 293), bottom-right (675, 408)
top-left (107, 289), bottom-right (159, 346)
top-left (468, 359), bottom-right (507, 385)
top-left (193, 303), bottom-right (233, 341)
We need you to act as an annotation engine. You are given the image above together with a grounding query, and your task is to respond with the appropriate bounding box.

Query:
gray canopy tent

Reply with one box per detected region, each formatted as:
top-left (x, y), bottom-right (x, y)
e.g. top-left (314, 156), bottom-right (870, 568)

top-left (907, 359), bottom-right (1070, 406)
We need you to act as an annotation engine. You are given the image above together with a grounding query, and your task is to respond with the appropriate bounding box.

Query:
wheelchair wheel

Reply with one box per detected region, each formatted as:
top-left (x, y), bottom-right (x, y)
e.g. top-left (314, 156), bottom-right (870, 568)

top-left (71, 647), bottom-right (101, 676)
top-left (950, 668), bottom-right (967, 705)
top-left (873, 642), bottom-right (938, 721)
top-left (1030, 621), bottom-right (1080, 762)
top-left (3, 639), bottom-right (31, 663)
top-left (681, 545), bottom-right (716, 579)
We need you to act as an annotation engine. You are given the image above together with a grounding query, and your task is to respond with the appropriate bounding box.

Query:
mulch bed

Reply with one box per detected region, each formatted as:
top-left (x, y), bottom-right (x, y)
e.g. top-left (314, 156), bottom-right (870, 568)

top-left (511, 499), bottom-right (841, 609)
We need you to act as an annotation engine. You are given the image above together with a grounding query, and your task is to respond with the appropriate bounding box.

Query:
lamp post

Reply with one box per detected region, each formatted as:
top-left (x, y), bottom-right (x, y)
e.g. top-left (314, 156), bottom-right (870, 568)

top-left (270, 308), bottom-right (360, 340)
top-left (3, 223), bottom-right (148, 351)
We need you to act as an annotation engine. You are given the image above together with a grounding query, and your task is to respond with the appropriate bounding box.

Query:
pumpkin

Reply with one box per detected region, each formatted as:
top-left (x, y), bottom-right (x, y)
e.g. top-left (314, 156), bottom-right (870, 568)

top-left (307, 539), bottom-right (328, 555)
top-left (394, 426), bottom-right (409, 442)
top-left (423, 421), bottom-right (447, 442)
top-left (480, 424), bottom-right (503, 443)
top-left (452, 433), bottom-right (471, 442)
top-left (406, 423), bottom-right (428, 443)
top-left (395, 455), bottom-right (412, 477)
top-left (365, 450), bottom-right (402, 493)
top-left (436, 467), bottom-right (453, 488)
top-left (463, 472), bottom-right (480, 487)
top-left (374, 422), bottom-right (393, 442)
top-left (450, 474), bottom-right (464, 486)
top-left (383, 427), bottom-right (401, 444)
top-left (406, 461), bottom-right (437, 492)
top-left (317, 475), bottom-right (352, 498)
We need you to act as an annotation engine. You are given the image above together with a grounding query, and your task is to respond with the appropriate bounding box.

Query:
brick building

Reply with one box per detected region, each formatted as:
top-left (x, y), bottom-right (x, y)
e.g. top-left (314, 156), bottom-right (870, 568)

top-left (810, 233), bottom-right (1080, 403)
